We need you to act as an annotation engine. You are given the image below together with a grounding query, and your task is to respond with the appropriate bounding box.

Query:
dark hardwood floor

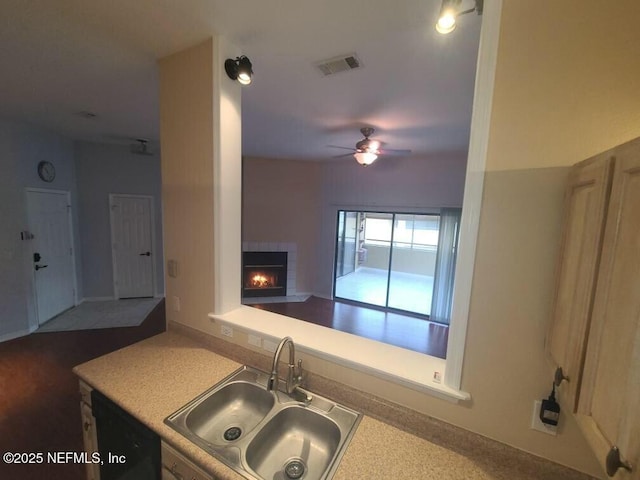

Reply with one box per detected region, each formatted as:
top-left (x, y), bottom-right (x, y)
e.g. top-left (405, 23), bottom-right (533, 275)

top-left (0, 300), bottom-right (166, 480)
top-left (251, 296), bottom-right (448, 358)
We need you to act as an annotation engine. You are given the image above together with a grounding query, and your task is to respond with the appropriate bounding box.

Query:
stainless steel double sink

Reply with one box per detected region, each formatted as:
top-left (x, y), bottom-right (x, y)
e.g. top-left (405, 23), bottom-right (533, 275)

top-left (165, 365), bottom-right (362, 480)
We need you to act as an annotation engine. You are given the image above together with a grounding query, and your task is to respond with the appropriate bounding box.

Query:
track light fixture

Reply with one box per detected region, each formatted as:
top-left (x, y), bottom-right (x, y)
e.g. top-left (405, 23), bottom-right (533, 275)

top-left (225, 56), bottom-right (253, 85)
top-left (435, 0), bottom-right (483, 34)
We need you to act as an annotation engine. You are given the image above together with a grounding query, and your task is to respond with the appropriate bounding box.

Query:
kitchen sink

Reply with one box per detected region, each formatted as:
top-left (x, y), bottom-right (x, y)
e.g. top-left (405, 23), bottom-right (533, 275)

top-left (185, 381), bottom-right (274, 446)
top-left (245, 406), bottom-right (341, 480)
top-left (165, 365), bottom-right (361, 480)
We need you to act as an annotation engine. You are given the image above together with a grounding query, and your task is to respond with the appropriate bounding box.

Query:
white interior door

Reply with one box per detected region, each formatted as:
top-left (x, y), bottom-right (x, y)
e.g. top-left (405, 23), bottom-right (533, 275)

top-left (26, 189), bottom-right (76, 325)
top-left (110, 194), bottom-right (154, 299)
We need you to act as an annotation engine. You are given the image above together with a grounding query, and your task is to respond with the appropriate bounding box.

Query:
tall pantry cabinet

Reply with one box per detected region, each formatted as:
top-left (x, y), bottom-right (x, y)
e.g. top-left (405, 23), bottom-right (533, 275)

top-left (546, 137), bottom-right (640, 479)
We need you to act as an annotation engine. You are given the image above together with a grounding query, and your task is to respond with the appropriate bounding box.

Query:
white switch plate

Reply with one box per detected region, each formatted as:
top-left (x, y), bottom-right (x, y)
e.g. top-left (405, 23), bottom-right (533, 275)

top-left (248, 334), bottom-right (262, 347)
top-left (172, 296), bottom-right (180, 312)
top-left (220, 324), bottom-right (234, 338)
top-left (531, 400), bottom-right (557, 436)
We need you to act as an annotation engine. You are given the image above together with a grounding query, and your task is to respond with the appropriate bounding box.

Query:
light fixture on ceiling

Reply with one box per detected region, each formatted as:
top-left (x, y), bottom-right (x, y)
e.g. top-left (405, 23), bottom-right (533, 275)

top-left (353, 128), bottom-right (381, 166)
top-left (435, 0), bottom-right (483, 34)
top-left (225, 56), bottom-right (253, 85)
top-left (353, 151), bottom-right (378, 166)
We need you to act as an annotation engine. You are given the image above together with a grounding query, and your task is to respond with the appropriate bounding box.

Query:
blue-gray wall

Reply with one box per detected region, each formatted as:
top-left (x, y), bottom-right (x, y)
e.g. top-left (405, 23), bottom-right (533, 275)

top-left (0, 120), bottom-right (164, 342)
top-left (75, 141), bottom-right (164, 299)
top-left (0, 119), bottom-right (81, 340)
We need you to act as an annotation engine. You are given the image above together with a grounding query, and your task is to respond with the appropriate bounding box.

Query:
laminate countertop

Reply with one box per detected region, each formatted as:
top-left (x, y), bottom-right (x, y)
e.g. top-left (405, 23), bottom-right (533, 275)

top-left (73, 331), bottom-right (594, 480)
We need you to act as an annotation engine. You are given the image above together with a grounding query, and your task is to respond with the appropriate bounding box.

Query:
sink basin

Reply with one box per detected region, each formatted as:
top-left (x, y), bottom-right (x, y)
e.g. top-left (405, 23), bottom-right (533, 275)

top-left (246, 406), bottom-right (341, 480)
top-left (185, 381), bottom-right (274, 446)
top-left (165, 365), bottom-right (361, 480)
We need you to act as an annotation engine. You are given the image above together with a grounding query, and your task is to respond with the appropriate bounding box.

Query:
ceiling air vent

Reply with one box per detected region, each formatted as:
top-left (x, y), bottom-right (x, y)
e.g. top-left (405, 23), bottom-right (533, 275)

top-left (315, 53), bottom-right (362, 76)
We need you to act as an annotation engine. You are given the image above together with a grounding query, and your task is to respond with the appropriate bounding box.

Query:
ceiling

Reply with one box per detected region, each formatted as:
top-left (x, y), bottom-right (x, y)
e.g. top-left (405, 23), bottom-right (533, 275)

top-left (0, 0), bottom-right (482, 160)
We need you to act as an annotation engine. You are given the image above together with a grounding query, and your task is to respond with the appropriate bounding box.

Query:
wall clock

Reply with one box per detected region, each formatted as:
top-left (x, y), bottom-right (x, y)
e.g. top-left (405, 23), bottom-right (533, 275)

top-left (37, 161), bottom-right (56, 183)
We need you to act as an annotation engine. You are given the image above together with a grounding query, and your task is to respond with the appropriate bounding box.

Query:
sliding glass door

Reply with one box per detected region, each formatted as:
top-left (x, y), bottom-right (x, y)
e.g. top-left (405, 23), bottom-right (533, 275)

top-left (333, 210), bottom-right (460, 323)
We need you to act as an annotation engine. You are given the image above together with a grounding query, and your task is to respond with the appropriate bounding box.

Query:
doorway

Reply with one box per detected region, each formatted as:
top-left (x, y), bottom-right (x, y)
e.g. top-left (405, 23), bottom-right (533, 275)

top-left (333, 210), bottom-right (461, 323)
top-left (26, 188), bottom-right (77, 325)
top-left (109, 194), bottom-right (156, 299)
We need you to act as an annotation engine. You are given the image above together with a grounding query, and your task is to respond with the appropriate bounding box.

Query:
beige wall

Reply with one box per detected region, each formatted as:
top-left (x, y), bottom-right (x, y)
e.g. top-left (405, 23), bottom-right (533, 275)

top-left (487, 0), bottom-right (640, 172)
top-left (451, 0), bottom-right (640, 474)
top-left (242, 157), bottom-right (322, 294)
top-left (243, 153), bottom-right (466, 296)
top-left (159, 39), bottom-right (216, 328)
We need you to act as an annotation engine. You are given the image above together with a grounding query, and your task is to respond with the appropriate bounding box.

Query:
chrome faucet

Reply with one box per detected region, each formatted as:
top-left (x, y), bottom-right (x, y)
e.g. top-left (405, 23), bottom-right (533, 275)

top-left (267, 336), bottom-right (304, 394)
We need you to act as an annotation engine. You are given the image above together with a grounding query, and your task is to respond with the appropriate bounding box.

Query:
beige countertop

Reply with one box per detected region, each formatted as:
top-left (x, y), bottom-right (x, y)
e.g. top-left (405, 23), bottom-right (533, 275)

top-left (73, 331), bottom-right (590, 480)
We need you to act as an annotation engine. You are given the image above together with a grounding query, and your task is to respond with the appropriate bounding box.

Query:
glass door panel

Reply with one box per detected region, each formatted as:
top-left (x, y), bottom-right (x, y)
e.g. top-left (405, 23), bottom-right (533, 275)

top-left (335, 212), bottom-right (391, 307)
top-left (387, 214), bottom-right (439, 315)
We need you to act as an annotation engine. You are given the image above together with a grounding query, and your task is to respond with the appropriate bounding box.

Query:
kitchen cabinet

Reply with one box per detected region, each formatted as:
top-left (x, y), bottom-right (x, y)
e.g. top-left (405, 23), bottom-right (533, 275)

top-left (79, 381), bottom-right (100, 480)
top-left (575, 139), bottom-right (640, 479)
top-left (161, 441), bottom-right (215, 480)
top-left (547, 137), bottom-right (640, 478)
top-left (546, 151), bottom-right (615, 410)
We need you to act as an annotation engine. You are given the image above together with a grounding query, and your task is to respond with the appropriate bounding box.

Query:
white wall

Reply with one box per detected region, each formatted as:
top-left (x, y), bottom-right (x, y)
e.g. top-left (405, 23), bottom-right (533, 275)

top-left (0, 119), bottom-right (81, 340)
top-left (75, 141), bottom-right (164, 299)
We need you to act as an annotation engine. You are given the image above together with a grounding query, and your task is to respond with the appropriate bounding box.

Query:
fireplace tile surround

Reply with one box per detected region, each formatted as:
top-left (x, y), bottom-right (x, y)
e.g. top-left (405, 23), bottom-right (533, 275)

top-left (242, 242), bottom-right (298, 297)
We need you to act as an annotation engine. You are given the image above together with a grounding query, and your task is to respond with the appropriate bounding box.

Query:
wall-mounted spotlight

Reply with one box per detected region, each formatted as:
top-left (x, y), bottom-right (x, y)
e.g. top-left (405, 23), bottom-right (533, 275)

top-left (435, 0), bottom-right (483, 34)
top-left (225, 56), bottom-right (253, 85)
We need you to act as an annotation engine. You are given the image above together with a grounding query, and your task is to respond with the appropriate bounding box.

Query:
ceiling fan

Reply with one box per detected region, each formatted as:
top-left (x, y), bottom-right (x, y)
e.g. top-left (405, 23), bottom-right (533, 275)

top-left (328, 127), bottom-right (412, 166)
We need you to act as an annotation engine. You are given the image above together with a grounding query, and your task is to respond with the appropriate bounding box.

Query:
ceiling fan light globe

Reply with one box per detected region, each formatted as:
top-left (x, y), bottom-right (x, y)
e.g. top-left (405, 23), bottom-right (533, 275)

top-left (354, 151), bottom-right (378, 166)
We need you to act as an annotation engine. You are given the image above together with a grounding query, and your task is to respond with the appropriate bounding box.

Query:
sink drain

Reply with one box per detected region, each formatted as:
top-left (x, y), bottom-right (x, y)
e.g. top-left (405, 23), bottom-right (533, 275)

top-left (223, 426), bottom-right (242, 441)
top-left (284, 459), bottom-right (306, 479)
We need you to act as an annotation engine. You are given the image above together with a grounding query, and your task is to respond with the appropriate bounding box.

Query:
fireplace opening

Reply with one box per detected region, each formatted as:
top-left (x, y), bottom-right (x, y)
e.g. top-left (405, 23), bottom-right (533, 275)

top-left (242, 251), bottom-right (288, 298)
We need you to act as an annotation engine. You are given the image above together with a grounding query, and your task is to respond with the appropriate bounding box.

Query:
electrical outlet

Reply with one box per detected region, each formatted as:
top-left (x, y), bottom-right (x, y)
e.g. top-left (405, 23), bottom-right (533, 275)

top-left (220, 324), bottom-right (234, 338)
top-left (531, 400), bottom-right (557, 436)
top-left (172, 296), bottom-right (180, 312)
top-left (262, 339), bottom-right (277, 353)
top-left (248, 334), bottom-right (262, 347)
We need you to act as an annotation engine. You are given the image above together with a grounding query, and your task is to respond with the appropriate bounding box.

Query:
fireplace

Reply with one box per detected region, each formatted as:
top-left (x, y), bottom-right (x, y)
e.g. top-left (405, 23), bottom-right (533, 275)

top-left (242, 251), bottom-right (288, 298)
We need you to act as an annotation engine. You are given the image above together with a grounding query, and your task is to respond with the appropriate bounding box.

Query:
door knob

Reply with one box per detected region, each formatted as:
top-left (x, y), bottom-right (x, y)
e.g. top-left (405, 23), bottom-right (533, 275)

top-left (35, 264), bottom-right (48, 271)
top-left (606, 446), bottom-right (632, 477)
top-left (139, 251), bottom-right (151, 256)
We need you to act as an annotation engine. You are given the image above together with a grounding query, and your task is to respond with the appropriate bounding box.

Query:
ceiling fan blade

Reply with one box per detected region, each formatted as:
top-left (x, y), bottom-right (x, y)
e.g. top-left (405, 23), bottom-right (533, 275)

top-left (332, 152), bottom-right (355, 158)
top-left (379, 148), bottom-right (412, 155)
top-left (327, 145), bottom-right (356, 151)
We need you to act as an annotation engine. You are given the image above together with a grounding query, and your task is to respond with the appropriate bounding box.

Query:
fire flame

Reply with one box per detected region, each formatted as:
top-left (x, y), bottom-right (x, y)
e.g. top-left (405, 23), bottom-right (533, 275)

top-left (251, 274), bottom-right (272, 288)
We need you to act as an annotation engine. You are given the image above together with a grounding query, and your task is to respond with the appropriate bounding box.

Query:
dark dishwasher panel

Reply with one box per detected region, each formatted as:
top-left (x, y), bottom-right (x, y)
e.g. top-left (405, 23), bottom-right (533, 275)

top-left (91, 389), bottom-right (161, 480)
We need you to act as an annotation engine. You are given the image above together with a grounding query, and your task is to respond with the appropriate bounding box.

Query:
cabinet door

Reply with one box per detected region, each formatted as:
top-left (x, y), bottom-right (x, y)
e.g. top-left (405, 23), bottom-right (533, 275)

top-left (546, 152), bottom-right (614, 411)
top-left (81, 402), bottom-right (100, 480)
top-left (577, 139), bottom-right (640, 479)
top-left (161, 442), bottom-right (215, 480)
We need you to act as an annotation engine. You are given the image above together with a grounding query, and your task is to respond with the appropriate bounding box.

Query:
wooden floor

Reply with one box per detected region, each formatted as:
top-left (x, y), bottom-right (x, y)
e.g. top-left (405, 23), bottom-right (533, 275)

top-left (251, 296), bottom-right (448, 358)
top-left (0, 300), bottom-right (166, 480)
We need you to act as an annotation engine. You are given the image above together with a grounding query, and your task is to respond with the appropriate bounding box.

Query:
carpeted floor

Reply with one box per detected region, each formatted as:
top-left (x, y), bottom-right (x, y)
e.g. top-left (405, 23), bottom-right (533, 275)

top-left (37, 298), bottom-right (163, 332)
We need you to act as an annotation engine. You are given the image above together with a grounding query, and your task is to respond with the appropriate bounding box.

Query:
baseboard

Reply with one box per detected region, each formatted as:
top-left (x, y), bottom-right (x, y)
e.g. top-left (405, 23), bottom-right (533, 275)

top-left (313, 292), bottom-right (332, 300)
top-left (81, 296), bottom-right (115, 302)
top-left (0, 325), bottom-right (37, 343)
